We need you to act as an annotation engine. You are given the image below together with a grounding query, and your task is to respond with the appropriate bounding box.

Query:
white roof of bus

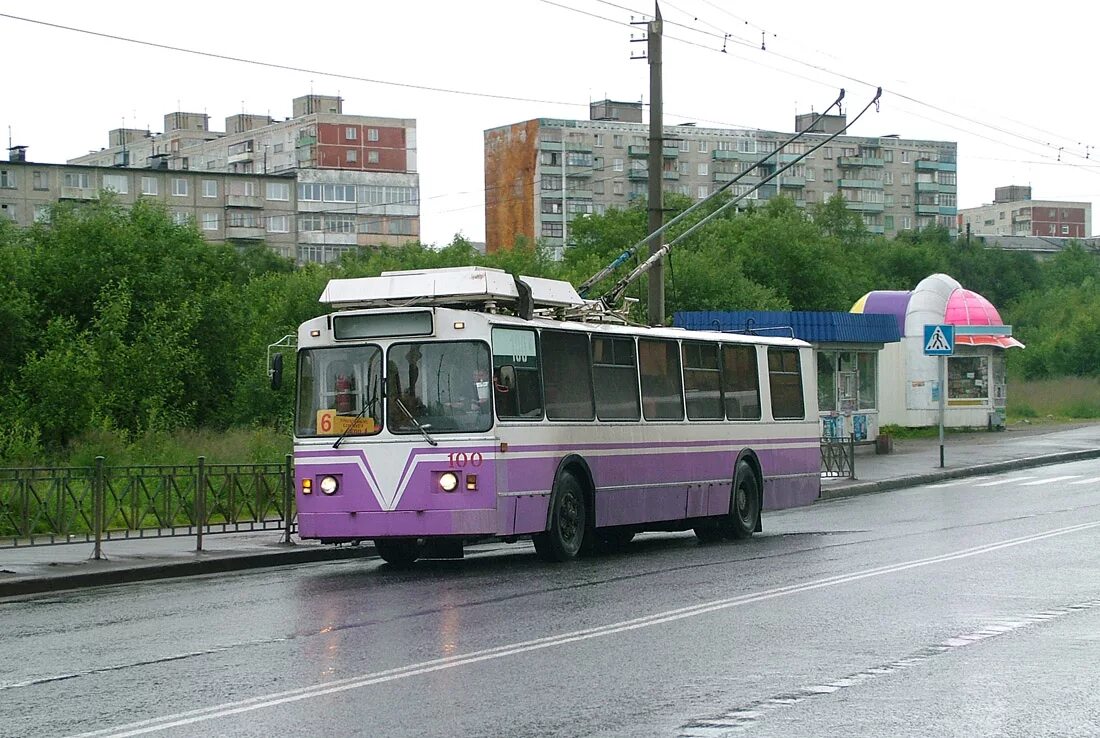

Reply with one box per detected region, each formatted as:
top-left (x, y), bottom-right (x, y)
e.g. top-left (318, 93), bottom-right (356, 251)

top-left (483, 311), bottom-right (811, 347)
top-left (319, 266), bottom-right (585, 310)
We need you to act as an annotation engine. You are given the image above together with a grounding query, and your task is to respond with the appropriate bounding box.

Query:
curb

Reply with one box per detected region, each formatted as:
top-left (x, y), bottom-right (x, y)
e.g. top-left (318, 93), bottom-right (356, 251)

top-left (820, 448), bottom-right (1100, 500)
top-left (0, 543), bottom-right (376, 599)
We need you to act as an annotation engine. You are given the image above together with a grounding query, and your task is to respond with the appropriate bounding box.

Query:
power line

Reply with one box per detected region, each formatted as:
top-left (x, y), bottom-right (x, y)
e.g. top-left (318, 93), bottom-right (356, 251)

top-left (0, 12), bottom-right (583, 108)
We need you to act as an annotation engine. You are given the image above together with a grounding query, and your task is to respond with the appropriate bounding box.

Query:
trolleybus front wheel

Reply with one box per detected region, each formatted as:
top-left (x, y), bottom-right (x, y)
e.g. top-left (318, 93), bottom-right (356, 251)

top-left (374, 538), bottom-right (420, 567)
top-left (533, 471), bottom-right (587, 562)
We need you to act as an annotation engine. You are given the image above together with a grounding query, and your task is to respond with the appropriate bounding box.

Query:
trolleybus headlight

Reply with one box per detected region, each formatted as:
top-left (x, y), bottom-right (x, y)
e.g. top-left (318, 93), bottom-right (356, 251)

top-left (320, 476), bottom-right (339, 495)
top-left (439, 472), bottom-right (459, 492)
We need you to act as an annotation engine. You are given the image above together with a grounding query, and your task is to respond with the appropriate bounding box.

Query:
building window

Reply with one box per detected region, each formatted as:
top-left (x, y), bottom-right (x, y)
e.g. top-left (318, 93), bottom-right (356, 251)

top-left (1062, 224), bottom-right (1070, 235)
top-left (266, 182), bottom-right (289, 201)
top-left (697, 186), bottom-right (709, 199)
top-left (325, 215), bottom-right (355, 233)
top-left (823, 168), bottom-right (833, 182)
top-left (32, 171), bottom-right (49, 190)
top-left (612, 158), bottom-right (624, 172)
top-left (883, 171), bottom-right (893, 185)
top-left (141, 177), bottom-right (158, 196)
top-left (102, 173), bottom-right (129, 194)
top-left (345, 127), bottom-right (358, 140)
top-left (884, 150), bottom-right (894, 163)
top-left (367, 128), bottom-right (379, 142)
top-left (346, 149), bottom-right (358, 163)
top-left (273, 143), bottom-right (284, 154)
top-left (822, 147), bottom-right (832, 159)
top-left (202, 179), bottom-right (218, 198)
top-left (267, 215), bottom-right (290, 233)
top-left (613, 135), bottom-right (624, 148)
top-left (613, 180), bottom-right (624, 195)
top-left (901, 215), bottom-right (912, 229)
top-left (806, 167), bottom-right (815, 182)
top-left (299, 214), bottom-right (322, 231)
top-left (172, 178), bottom-right (189, 196)
top-left (299, 182), bottom-right (322, 201)
top-left (901, 194), bottom-right (911, 207)
top-left (65, 172), bottom-right (92, 189)
top-left (680, 139), bottom-right (691, 153)
top-left (33, 204), bottom-right (50, 223)
top-left (901, 150), bottom-right (910, 163)
top-left (388, 218), bottom-right (413, 235)
top-left (697, 162), bottom-right (708, 176)
top-left (201, 212), bottom-right (218, 230)
top-left (884, 215), bottom-right (894, 230)
top-left (172, 211), bottom-right (189, 226)
top-left (322, 184), bottom-right (356, 203)
top-left (0, 170), bottom-right (14, 189)
top-left (698, 140), bottom-right (709, 153)
top-left (948, 356), bottom-right (988, 400)
top-left (367, 150), bottom-right (379, 164)
top-left (901, 173), bottom-right (911, 186)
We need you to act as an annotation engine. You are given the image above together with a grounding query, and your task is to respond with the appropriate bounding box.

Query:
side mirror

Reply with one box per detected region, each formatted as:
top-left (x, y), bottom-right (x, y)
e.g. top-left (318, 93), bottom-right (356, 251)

top-left (270, 353), bottom-right (283, 391)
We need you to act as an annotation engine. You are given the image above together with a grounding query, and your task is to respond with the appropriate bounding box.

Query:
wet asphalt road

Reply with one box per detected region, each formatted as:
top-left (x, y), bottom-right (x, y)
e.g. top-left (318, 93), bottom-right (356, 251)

top-left (2, 459), bottom-right (1100, 738)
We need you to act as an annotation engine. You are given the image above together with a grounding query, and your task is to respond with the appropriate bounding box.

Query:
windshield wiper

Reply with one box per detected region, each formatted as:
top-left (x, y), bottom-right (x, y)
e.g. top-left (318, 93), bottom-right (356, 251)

top-left (333, 404), bottom-right (369, 449)
top-left (396, 398), bottom-right (438, 447)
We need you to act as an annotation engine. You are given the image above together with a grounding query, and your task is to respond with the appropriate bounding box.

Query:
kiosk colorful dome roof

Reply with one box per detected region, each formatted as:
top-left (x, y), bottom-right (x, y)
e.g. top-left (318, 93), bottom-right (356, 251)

top-left (851, 273), bottom-right (1023, 349)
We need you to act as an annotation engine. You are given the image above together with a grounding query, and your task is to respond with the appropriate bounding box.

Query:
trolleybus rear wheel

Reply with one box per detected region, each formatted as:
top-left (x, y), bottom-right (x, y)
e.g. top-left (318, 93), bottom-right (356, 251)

top-left (533, 471), bottom-right (587, 561)
top-left (725, 459), bottom-right (760, 540)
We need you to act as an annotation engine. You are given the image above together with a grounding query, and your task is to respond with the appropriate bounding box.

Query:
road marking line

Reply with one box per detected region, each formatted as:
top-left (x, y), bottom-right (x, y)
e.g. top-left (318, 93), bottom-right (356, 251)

top-left (1019, 475), bottom-right (1081, 487)
top-left (71, 520), bottom-right (1100, 738)
top-left (1070, 477), bottom-right (1100, 486)
top-left (927, 477), bottom-right (988, 488)
top-left (975, 476), bottom-right (1034, 487)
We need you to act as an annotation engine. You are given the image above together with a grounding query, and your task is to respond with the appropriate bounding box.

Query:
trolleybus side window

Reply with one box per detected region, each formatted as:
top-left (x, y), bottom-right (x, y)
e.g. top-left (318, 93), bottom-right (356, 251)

top-left (387, 341), bottom-right (493, 434)
top-left (542, 330), bottom-right (595, 421)
top-left (682, 342), bottom-right (723, 420)
top-left (592, 336), bottom-right (641, 421)
top-left (491, 327), bottom-right (543, 419)
top-left (768, 347), bottom-right (805, 420)
top-left (722, 344), bottom-right (761, 420)
top-left (639, 338), bottom-right (685, 421)
top-left (295, 345), bottom-right (383, 437)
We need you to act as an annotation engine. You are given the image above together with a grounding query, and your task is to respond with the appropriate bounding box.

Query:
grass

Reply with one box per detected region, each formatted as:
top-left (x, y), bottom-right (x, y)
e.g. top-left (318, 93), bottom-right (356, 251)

top-left (1006, 376), bottom-right (1100, 422)
top-left (6, 426), bottom-right (291, 469)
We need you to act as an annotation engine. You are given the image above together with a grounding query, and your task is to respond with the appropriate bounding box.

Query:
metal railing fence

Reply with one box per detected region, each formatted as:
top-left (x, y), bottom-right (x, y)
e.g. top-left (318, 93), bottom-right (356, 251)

top-left (820, 434), bottom-right (856, 479)
top-left (0, 455), bottom-right (295, 553)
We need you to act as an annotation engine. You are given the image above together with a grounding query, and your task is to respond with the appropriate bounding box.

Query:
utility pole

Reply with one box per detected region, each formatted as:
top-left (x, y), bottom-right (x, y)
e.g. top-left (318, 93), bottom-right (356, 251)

top-left (646, 2), bottom-right (664, 325)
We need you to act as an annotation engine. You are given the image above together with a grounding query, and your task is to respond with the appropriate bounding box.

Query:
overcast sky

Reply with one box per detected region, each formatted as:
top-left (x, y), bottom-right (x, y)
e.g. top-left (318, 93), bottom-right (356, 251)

top-left (3, 1), bottom-right (1098, 245)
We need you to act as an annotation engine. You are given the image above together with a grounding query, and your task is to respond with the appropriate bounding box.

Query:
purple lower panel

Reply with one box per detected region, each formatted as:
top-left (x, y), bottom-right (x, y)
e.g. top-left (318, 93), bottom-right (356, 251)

top-left (598, 487), bottom-right (691, 527)
top-left (513, 495), bottom-right (550, 534)
top-left (763, 476), bottom-right (820, 510)
top-left (496, 496), bottom-right (517, 535)
top-left (298, 508), bottom-right (497, 539)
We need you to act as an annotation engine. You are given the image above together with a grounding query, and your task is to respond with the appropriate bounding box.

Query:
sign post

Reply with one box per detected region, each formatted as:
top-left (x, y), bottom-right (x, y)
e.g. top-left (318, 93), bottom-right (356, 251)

top-left (923, 325), bottom-right (955, 468)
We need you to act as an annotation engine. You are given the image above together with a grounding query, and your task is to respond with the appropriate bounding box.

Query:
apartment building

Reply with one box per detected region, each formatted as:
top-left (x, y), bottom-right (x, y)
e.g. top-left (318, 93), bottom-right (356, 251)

top-left (958, 185), bottom-right (1091, 238)
top-left (64, 94), bottom-right (420, 263)
top-left (0, 155), bottom-right (298, 257)
top-left (484, 100), bottom-right (958, 255)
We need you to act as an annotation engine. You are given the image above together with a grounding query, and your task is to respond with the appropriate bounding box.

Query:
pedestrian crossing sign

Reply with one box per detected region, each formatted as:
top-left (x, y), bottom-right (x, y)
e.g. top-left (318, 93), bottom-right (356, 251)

top-left (923, 324), bottom-right (955, 355)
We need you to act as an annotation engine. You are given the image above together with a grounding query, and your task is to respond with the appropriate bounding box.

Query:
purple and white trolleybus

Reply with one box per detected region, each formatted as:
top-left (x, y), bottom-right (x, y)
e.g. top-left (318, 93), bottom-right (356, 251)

top-left (291, 266), bottom-right (820, 565)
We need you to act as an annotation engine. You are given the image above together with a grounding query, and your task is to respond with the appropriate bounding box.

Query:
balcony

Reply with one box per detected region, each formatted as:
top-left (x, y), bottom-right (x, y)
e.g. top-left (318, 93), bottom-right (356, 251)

top-left (627, 170), bottom-right (649, 181)
top-left (838, 179), bottom-right (884, 189)
top-left (844, 201), bottom-right (885, 213)
top-left (662, 170), bottom-right (680, 180)
top-left (867, 225), bottom-right (886, 234)
top-left (837, 156), bottom-right (885, 168)
top-left (295, 135), bottom-right (316, 148)
top-left (299, 231), bottom-right (356, 245)
top-left (565, 189), bottom-right (593, 199)
top-left (60, 186), bottom-right (99, 200)
top-left (628, 145), bottom-right (649, 158)
top-left (916, 204), bottom-right (939, 215)
top-left (779, 176), bottom-right (805, 188)
top-left (757, 184), bottom-right (777, 199)
top-left (916, 159), bottom-right (956, 172)
top-left (915, 182), bottom-right (941, 193)
top-left (225, 226), bottom-right (265, 240)
top-left (714, 172), bottom-right (759, 185)
top-left (537, 139), bottom-right (591, 153)
top-left (227, 151), bottom-right (254, 164)
top-left (565, 166), bottom-right (592, 177)
top-left (777, 153), bottom-right (801, 164)
top-left (226, 194), bottom-right (262, 208)
top-left (712, 150), bottom-right (759, 161)
top-left (939, 206), bottom-right (957, 216)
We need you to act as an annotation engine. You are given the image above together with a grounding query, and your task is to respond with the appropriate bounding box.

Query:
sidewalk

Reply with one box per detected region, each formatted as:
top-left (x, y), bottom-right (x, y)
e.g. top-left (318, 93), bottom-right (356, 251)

top-left (3, 422), bottom-right (1099, 598)
top-left (822, 421), bottom-right (1100, 499)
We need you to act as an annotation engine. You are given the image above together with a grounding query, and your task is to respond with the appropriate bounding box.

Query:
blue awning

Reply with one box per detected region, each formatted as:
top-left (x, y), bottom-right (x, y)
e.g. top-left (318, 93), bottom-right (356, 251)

top-left (674, 311), bottom-right (901, 344)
